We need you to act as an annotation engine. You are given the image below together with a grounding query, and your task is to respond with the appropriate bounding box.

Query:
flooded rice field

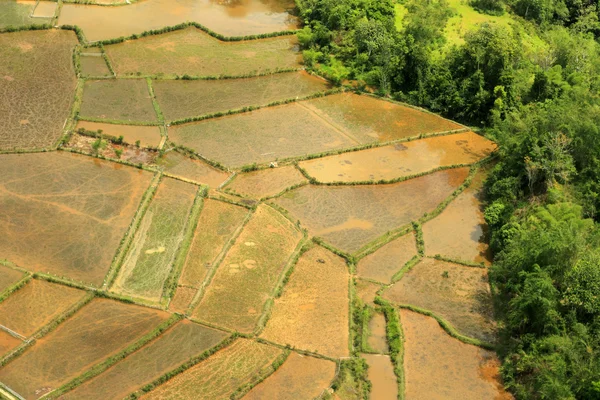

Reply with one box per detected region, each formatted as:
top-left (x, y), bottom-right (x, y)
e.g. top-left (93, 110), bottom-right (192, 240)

top-left (58, 0), bottom-right (298, 42)
top-left (0, 5), bottom-right (508, 398)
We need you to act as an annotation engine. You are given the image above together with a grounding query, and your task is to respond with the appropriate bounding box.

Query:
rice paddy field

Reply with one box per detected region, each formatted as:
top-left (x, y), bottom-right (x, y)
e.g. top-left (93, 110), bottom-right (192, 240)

top-left (105, 27), bottom-right (301, 78)
top-left (0, 29), bottom-right (77, 150)
top-left (0, 6), bottom-right (509, 399)
top-left (153, 71), bottom-right (329, 122)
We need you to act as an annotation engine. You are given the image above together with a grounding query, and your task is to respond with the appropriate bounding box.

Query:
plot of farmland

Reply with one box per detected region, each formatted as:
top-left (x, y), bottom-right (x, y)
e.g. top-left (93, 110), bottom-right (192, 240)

top-left (0, 152), bottom-right (153, 286)
top-left (105, 27), bottom-right (300, 77)
top-left (261, 246), bottom-right (350, 358)
top-left (400, 309), bottom-right (510, 399)
top-left (274, 168), bottom-right (470, 253)
top-left (178, 199), bottom-right (249, 289)
top-left (61, 320), bottom-right (228, 400)
top-left (153, 71), bottom-right (329, 121)
top-left (141, 338), bottom-right (283, 400)
top-left (58, 0), bottom-right (298, 42)
top-left (0, 298), bottom-right (168, 399)
top-left (0, 265), bottom-right (25, 293)
top-left (75, 121), bottom-right (162, 148)
top-left (300, 131), bottom-right (495, 183)
top-left (80, 55), bottom-right (112, 77)
top-left (113, 178), bottom-right (197, 302)
top-left (302, 93), bottom-right (464, 143)
top-left (384, 258), bottom-right (496, 342)
top-left (194, 204), bottom-right (302, 333)
top-left (0, 1), bottom-right (52, 28)
top-left (0, 330), bottom-right (22, 359)
top-left (168, 286), bottom-right (196, 313)
top-left (0, 279), bottom-right (86, 338)
top-left (245, 352), bottom-right (336, 399)
top-left (0, 29), bottom-right (77, 150)
top-left (225, 166), bottom-right (307, 199)
top-left (80, 79), bottom-right (158, 123)
top-left (357, 232), bottom-right (417, 283)
top-left (155, 151), bottom-right (230, 187)
top-left (168, 103), bottom-right (357, 168)
top-left (422, 168), bottom-right (491, 264)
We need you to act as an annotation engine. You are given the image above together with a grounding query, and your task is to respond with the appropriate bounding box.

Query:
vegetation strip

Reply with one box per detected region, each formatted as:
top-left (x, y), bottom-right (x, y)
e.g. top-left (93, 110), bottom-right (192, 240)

top-left (40, 315), bottom-right (182, 399)
top-left (376, 298), bottom-right (406, 400)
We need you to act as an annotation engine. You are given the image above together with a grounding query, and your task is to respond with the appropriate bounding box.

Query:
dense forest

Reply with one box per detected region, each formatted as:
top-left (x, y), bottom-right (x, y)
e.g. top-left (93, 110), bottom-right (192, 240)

top-left (294, 0), bottom-right (600, 397)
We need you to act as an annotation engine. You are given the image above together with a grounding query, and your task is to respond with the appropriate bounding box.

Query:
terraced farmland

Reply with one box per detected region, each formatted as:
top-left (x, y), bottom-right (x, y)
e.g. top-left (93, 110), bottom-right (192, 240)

top-left (0, 5), bottom-right (510, 399)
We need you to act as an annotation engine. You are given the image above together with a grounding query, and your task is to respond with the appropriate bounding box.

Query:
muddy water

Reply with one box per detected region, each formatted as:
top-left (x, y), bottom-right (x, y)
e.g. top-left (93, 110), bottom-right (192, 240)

top-left (362, 354), bottom-right (398, 400)
top-left (367, 312), bottom-right (389, 353)
top-left (59, 0), bottom-right (298, 42)
top-left (300, 131), bottom-right (495, 183)
top-left (400, 309), bottom-right (512, 399)
top-left (76, 121), bottom-right (162, 148)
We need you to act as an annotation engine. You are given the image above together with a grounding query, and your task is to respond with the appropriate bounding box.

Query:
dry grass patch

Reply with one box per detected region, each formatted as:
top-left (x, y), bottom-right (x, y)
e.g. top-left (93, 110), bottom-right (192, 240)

top-left (105, 27), bottom-right (300, 77)
top-left (80, 79), bottom-right (157, 123)
top-left (154, 71), bottom-right (329, 121)
top-left (155, 151), bottom-right (230, 187)
top-left (384, 258), bottom-right (496, 342)
top-left (58, 0), bottom-right (297, 42)
top-left (168, 103), bottom-right (356, 168)
top-left (0, 298), bottom-right (169, 400)
top-left (178, 199), bottom-right (249, 289)
top-left (400, 309), bottom-right (511, 400)
top-left (302, 93), bottom-right (463, 143)
top-left (362, 354), bottom-right (397, 400)
top-left (141, 338), bottom-right (283, 400)
top-left (194, 204), bottom-right (302, 333)
top-left (113, 178), bottom-right (197, 302)
top-left (0, 152), bottom-right (153, 286)
top-left (357, 232), bottom-right (417, 283)
top-left (0, 265), bottom-right (25, 293)
top-left (245, 352), bottom-right (336, 400)
top-left (168, 286), bottom-right (196, 313)
top-left (261, 246), bottom-right (350, 358)
top-left (0, 30), bottom-right (77, 150)
top-left (300, 131), bottom-right (495, 183)
top-left (75, 121), bottom-right (162, 148)
top-left (61, 320), bottom-right (228, 400)
top-left (275, 168), bottom-right (469, 253)
top-left (422, 169), bottom-right (491, 265)
top-left (0, 330), bottom-right (22, 359)
top-left (225, 166), bottom-right (307, 199)
top-left (0, 279), bottom-right (86, 338)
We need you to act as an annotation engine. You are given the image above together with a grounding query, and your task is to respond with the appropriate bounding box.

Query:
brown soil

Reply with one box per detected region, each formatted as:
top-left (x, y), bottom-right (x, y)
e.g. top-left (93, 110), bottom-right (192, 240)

top-left (0, 330), bottom-right (22, 359)
top-left (225, 166), bottom-right (307, 199)
top-left (261, 246), bottom-right (350, 358)
top-left (367, 312), bottom-right (389, 353)
top-left (357, 232), bottom-right (417, 283)
top-left (194, 204), bottom-right (302, 333)
top-left (66, 133), bottom-right (157, 165)
top-left (141, 338), bottom-right (283, 400)
top-left (0, 279), bottom-right (86, 337)
top-left (400, 309), bottom-right (512, 400)
top-left (383, 258), bottom-right (496, 342)
top-left (168, 286), bottom-right (197, 313)
top-left (155, 151), bottom-right (230, 187)
top-left (245, 352), bottom-right (336, 399)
